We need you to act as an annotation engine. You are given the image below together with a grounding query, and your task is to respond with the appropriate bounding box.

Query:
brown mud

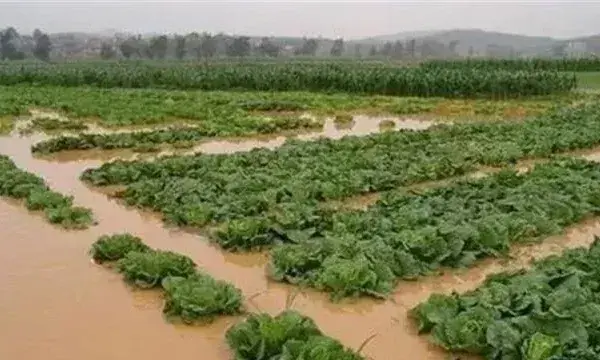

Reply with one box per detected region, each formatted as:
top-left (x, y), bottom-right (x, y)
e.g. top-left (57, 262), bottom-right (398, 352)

top-left (1, 132), bottom-right (600, 360)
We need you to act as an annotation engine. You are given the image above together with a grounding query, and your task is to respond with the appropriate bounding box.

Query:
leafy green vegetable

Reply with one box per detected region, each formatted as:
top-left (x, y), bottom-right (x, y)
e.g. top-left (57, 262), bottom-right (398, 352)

top-left (226, 310), bottom-right (364, 360)
top-left (523, 333), bottom-right (560, 360)
top-left (81, 102), bottom-right (600, 250)
top-left (117, 250), bottom-right (196, 288)
top-left (414, 237), bottom-right (600, 360)
top-left (267, 158), bottom-right (600, 298)
top-left (280, 336), bottom-right (364, 360)
top-left (0, 154), bottom-right (95, 229)
top-left (161, 273), bottom-right (243, 324)
top-left (91, 234), bottom-right (244, 324)
top-left (89, 233), bottom-right (151, 263)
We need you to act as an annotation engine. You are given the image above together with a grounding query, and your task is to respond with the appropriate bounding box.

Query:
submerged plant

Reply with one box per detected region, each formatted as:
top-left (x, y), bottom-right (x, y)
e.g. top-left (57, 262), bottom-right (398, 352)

top-left (226, 310), bottom-right (322, 359)
top-left (90, 233), bottom-right (151, 263)
top-left (378, 119), bottom-right (396, 131)
top-left (44, 206), bottom-right (94, 229)
top-left (226, 310), bottom-right (364, 360)
top-left (0, 154), bottom-right (94, 229)
top-left (333, 114), bottom-right (354, 129)
top-left (162, 273), bottom-right (243, 324)
top-left (412, 237), bottom-right (600, 359)
top-left (117, 250), bottom-right (196, 288)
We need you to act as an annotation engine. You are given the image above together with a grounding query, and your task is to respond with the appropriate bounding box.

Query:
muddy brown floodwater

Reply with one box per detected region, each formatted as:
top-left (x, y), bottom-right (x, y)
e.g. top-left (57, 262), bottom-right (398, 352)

top-left (33, 114), bottom-right (437, 163)
top-left (2, 130), bottom-right (600, 360)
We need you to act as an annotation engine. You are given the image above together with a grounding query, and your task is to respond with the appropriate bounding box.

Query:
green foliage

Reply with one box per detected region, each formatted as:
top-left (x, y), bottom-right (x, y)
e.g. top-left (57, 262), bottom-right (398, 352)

top-left (89, 233), bottom-right (151, 263)
top-left (0, 85), bottom-right (569, 131)
top-left (225, 310), bottom-right (364, 360)
top-left (333, 114), bottom-right (354, 127)
top-left (266, 158), bottom-right (600, 299)
top-left (81, 103), bottom-right (600, 254)
top-left (27, 116), bottom-right (88, 132)
top-left (0, 61), bottom-right (576, 98)
top-left (0, 154), bottom-right (94, 229)
top-left (91, 234), bottom-right (244, 323)
top-left (412, 237), bottom-right (600, 359)
top-left (44, 205), bottom-right (94, 229)
top-left (422, 58), bottom-right (600, 72)
top-left (117, 250), bottom-right (196, 288)
top-left (162, 273), bottom-right (243, 324)
top-left (378, 119), bottom-right (396, 131)
top-left (31, 116), bottom-right (318, 153)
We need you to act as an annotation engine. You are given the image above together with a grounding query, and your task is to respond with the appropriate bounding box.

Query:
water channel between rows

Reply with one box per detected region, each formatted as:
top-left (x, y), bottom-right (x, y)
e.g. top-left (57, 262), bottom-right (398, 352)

top-left (2, 116), bottom-right (600, 360)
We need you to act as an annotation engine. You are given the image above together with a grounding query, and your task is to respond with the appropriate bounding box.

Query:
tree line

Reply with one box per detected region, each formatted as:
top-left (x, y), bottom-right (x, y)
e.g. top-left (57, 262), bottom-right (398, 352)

top-left (1, 26), bottom-right (466, 61)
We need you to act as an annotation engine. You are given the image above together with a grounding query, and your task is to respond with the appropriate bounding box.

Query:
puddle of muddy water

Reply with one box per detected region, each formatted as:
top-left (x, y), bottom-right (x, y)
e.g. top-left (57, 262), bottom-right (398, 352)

top-left (4, 132), bottom-right (600, 360)
top-left (32, 114), bottom-right (435, 162)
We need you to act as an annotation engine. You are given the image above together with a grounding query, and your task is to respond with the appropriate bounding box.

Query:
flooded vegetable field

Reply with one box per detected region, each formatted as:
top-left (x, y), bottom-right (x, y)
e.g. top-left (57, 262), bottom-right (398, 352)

top-left (3, 108), bottom-right (600, 360)
top-left (1, 58), bottom-right (600, 360)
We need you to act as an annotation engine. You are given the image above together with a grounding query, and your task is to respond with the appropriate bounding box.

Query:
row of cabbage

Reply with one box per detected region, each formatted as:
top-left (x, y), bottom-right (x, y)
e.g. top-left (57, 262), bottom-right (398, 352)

top-left (31, 116), bottom-right (319, 154)
top-left (90, 233), bottom-right (243, 323)
top-left (81, 102), bottom-right (600, 233)
top-left (267, 158), bottom-right (600, 298)
top-left (0, 62), bottom-right (576, 97)
top-left (1, 85), bottom-right (564, 130)
top-left (90, 233), bottom-right (363, 359)
top-left (0, 154), bottom-right (94, 228)
top-left (412, 236), bottom-right (600, 360)
top-left (422, 58), bottom-right (600, 72)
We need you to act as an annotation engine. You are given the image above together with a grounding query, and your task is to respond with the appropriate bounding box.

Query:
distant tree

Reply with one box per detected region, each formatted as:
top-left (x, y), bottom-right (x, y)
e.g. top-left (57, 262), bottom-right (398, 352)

top-left (552, 43), bottom-right (568, 58)
top-left (257, 37), bottom-right (280, 57)
top-left (295, 38), bottom-right (319, 56)
top-left (330, 38), bottom-right (344, 56)
top-left (449, 40), bottom-right (460, 56)
top-left (392, 41), bottom-right (404, 59)
top-left (119, 37), bottom-right (139, 59)
top-left (149, 35), bottom-right (168, 59)
top-left (226, 36), bottom-right (251, 57)
top-left (200, 33), bottom-right (218, 58)
top-left (381, 42), bottom-right (393, 57)
top-left (407, 39), bottom-right (416, 58)
top-left (468, 46), bottom-right (475, 57)
top-left (33, 32), bottom-right (52, 61)
top-left (353, 43), bottom-right (362, 58)
top-left (420, 41), bottom-right (436, 58)
top-left (368, 45), bottom-right (378, 57)
top-left (185, 32), bottom-right (202, 59)
top-left (174, 35), bottom-right (186, 60)
top-left (1, 27), bottom-right (25, 60)
top-left (100, 42), bottom-right (117, 60)
top-left (32, 28), bottom-right (43, 42)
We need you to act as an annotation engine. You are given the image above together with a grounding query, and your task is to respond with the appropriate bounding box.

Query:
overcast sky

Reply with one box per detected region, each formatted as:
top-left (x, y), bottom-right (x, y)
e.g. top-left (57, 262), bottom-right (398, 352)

top-left (1, 1), bottom-right (598, 40)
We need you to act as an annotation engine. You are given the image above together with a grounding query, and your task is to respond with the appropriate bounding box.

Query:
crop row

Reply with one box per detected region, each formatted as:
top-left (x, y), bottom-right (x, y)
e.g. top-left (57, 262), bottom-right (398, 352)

top-left (0, 154), bottom-right (94, 229)
top-left (0, 62), bottom-right (576, 98)
top-left (412, 236), bottom-right (600, 359)
top-left (90, 233), bottom-right (243, 323)
top-left (422, 58), bottom-right (600, 72)
top-left (90, 233), bottom-right (363, 359)
top-left (267, 158), bottom-right (600, 299)
top-left (31, 116), bottom-right (317, 154)
top-left (81, 102), bottom-right (600, 235)
top-left (0, 85), bottom-right (571, 129)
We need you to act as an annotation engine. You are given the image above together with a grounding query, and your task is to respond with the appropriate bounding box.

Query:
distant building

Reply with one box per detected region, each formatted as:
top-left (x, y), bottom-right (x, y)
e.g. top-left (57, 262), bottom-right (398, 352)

top-left (565, 41), bottom-right (588, 57)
